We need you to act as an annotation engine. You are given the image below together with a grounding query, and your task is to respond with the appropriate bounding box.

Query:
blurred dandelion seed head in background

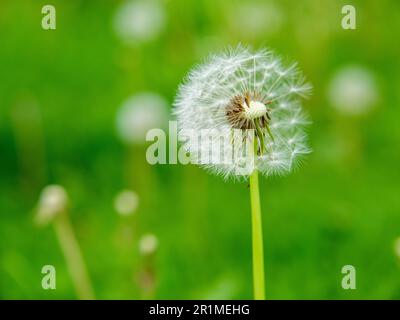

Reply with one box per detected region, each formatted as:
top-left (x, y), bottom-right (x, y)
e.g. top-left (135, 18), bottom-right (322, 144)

top-left (174, 46), bottom-right (312, 179)
top-left (328, 66), bottom-right (379, 116)
top-left (139, 233), bottom-right (158, 255)
top-left (228, 2), bottom-right (284, 38)
top-left (113, 0), bottom-right (166, 45)
top-left (36, 185), bottom-right (68, 225)
top-left (114, 190), bottom-right (139, 216)
top-left (116, 92), bottom-right (169, 145)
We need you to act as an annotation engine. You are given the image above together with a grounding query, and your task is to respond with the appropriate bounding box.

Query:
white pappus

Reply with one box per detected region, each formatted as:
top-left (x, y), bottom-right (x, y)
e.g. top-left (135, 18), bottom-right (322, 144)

top-left (173, 46), bottom-right (312, 179)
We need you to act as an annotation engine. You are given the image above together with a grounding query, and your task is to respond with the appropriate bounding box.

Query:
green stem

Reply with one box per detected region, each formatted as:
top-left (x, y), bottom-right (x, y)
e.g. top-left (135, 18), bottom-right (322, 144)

top-left (249, 168), bottom-right (266, 300)
top-left (53, 212), bottom-right (95, 300)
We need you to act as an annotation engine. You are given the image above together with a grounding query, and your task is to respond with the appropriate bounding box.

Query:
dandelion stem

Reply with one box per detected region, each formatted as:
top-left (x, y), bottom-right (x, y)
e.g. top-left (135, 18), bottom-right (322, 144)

top-left (249, 167), bottom-right (266, 300)
top-left (53, 212), bottom-right (95, 300)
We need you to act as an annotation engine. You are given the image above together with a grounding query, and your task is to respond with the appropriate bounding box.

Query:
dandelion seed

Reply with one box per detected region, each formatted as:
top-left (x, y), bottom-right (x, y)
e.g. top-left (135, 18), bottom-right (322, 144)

top-left (173, 45), bottom-right (312, 300)
top-left (116, 92), bottom-right (169, 145)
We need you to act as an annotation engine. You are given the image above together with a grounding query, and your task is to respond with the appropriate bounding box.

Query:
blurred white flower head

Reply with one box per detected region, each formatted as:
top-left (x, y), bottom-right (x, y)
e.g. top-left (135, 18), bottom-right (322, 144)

top-left (114, 189), bottom-right (139, 216)
top-left (36, 185), bottom-right (68, 225)
top-left (173, 46), bottom-right (312, 179)
top-left (328, 66), bottom-right (378, 116)
top-left (116, 92), bottom-right (169, 145)
top-left (228, 2), bottom-right (284, 38)
top-left (113, 0), bottom-right (166, 45)
top-left (139, 233), bottom-right (158, 255)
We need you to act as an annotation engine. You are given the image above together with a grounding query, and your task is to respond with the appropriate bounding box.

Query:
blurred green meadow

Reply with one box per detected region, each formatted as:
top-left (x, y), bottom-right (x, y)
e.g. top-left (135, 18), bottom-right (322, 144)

top-left (1, 0), bottom-right (400, 299)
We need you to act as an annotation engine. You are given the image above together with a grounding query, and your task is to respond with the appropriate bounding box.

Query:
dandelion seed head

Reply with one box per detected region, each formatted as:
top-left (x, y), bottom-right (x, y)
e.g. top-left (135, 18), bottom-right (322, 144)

top-left (36, 185), bottom-right (68, 225)
top-left (139, 233), bottom-right (158, 255)
top-left (116, 92), bottom-right (169, 145)
top-left (114, 190), bottom-right (139, 216)
top-left (328, 66), bottom-right (378, 116)
top-left (113, 0), bottom-right (166, 45)
top-left (174, 46), bottom-right (312, 179)
top-left (227, 2), bottom-right (284, 38)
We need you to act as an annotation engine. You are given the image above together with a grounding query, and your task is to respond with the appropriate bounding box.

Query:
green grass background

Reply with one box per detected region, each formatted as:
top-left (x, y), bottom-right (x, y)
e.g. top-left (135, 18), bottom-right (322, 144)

top-left (1, 0), bottom-right (400, 299)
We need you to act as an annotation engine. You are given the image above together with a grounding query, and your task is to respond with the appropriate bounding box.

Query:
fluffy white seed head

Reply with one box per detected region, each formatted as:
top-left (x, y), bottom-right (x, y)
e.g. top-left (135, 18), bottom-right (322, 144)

top-left (36, 185), bottom-right (68, 225)
top-left (228, 3), bottom-right (284, 38)
top-left (113, 0), bottom-right (166, 45)
top-left (173, 46), bottom-right (312, 179)
top-left (114, 189), bottom-right (139, 216)
top-left (116, 92), bottom-right (169, 145)
top-left (328, 66), bottom-right (378, 116)
top-left (139, 233), bottom-right (158, 255)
